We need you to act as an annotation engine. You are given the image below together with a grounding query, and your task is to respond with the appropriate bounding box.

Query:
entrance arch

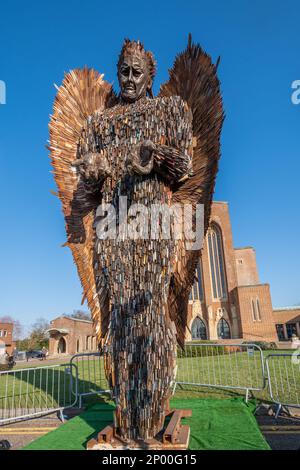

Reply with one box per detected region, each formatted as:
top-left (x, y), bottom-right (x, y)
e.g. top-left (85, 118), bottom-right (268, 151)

top-left (191, 317), bottom-right (207, 340)
top-left (57, 336), bottom-right (66, 354)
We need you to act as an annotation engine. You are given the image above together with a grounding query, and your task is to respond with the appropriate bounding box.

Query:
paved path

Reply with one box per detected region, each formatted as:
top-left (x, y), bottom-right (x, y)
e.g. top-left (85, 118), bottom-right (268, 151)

top-left (255, 405), bottom-right (300, 450)
top-left (0, 413), bottom-right (61, 449)
top-left (0, 407), bottom-right (81, 450)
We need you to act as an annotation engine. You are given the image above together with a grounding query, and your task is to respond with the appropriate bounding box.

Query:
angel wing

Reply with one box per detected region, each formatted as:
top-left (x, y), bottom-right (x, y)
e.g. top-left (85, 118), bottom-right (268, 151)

top-left (159, 35), bottom-right (225, 346)
top-left (49, 67), bottom-right (117, 342)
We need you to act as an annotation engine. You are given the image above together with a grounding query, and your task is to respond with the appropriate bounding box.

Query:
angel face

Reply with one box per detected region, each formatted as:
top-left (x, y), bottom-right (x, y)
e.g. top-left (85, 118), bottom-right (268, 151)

top-left (118, 54), bottom-right (151, 103)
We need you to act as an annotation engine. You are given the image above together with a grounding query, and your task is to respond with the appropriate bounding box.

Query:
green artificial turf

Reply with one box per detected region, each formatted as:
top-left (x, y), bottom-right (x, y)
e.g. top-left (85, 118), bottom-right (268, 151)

top-left (22, 397), bottom-right (270, 451)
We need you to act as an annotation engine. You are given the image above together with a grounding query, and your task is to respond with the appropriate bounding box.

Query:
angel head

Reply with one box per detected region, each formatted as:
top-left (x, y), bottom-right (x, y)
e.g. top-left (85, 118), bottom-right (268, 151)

top-left (117, 39), bottom-right (156, 103)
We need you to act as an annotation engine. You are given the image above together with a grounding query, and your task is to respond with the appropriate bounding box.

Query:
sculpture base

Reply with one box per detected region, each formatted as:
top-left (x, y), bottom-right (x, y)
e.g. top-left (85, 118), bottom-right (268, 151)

top-left (87, 409), bottom-right (192, 450)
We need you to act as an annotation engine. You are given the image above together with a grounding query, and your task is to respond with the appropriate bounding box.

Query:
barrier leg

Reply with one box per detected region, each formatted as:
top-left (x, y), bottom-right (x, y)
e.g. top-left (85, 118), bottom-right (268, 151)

top-left (275, 404), bottom-right (282, 420)
top-left (59, 409), bottom-right (65, 423)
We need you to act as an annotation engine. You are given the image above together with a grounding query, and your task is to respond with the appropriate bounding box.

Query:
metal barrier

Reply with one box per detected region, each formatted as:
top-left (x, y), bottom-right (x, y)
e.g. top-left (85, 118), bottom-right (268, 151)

top-left (265, 352), bottom-right (300, 418)
top-left (70, 352), bottom-right (110, 407)
top-left (176, 342), bottom-right (265, 400)
top-left (0, 363), bottom-right (78, 425)
top-left (1, 347), bottom-right (299, 425)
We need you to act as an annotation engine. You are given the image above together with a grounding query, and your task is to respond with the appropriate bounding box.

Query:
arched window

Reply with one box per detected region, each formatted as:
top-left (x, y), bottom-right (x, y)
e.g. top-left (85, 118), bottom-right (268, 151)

top-left (207, 224), bottom-right (227, 299)
top-left (217, 318), bottom-right (231, 339)
top-left (189, 260), bottom-right (204, 301)
top-left (251, 299), bottom-right (257, 321)
top-left (251, 298), bottom-right (262, 321)
top-left (256, 299), bottom-right (261, 321)
top-left (76, 339), bottom-right (80, 353)
top-left (191, 317), bottom-right (207, 340)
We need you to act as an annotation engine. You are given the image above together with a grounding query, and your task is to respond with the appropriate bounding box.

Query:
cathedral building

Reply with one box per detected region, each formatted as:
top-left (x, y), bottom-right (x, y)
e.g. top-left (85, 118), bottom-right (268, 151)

top-left (186, 201), bottom-right (300, 343)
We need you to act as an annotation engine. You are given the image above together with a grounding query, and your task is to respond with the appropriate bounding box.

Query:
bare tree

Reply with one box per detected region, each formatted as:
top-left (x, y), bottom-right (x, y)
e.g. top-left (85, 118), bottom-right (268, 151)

top-left (70, 309), bottom-right (91, 321)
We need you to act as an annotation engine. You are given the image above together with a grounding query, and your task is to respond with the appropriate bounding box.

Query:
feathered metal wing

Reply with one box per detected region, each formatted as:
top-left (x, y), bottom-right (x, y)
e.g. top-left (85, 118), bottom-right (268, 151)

top-left (49, 68), bottom-right (117, 342)
top-left (159, 35), bottom-right (224, 346)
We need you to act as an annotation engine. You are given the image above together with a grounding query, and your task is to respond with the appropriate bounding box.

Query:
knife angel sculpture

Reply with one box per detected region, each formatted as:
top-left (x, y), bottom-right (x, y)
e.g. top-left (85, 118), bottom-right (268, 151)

top-left (49, 35), bottom-right (224, 442)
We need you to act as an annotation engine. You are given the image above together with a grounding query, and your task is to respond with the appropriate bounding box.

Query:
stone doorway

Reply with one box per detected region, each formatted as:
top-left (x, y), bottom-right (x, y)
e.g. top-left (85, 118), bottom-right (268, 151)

top-left (57, 336), bottom-right (66, 354)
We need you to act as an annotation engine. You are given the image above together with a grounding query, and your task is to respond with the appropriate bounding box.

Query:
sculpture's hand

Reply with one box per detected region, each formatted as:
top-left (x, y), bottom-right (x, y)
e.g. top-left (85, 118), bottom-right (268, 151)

top-left (73, 152), bottom-right (111, 181)
top-left (140, 140), bottom-right (156, 166)
top-left (127, 139), bottom-right (193, 185)
top-left (127, 140), bottom-right (156, 175)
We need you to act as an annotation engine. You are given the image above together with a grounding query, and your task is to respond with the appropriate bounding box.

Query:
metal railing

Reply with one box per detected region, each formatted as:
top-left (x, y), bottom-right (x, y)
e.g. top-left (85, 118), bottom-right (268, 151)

top-left (70, 352), bottom-right (110, 407)
top-left (0, 363), bottom-right (78, 425)
top-left (1, 346), bottom-right (299, 425)
top-left (265, 352), bottom-right (300, 418)
top-left (176, 342), bottom-right (265, 400)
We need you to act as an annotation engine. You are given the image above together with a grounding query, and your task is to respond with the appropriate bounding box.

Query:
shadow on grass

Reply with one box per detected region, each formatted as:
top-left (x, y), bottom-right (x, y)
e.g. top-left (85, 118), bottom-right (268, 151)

top-left (174, 383), bottom-right (274, 406)
top-left (0, 362), bottom-right (108, 421)
top-left (78, 395), bottom-right (116, 448)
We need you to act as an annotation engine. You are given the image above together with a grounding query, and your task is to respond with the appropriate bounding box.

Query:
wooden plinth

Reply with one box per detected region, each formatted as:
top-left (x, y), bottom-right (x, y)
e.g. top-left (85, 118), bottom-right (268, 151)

top-left (87, 409), bottom-right (192, 450)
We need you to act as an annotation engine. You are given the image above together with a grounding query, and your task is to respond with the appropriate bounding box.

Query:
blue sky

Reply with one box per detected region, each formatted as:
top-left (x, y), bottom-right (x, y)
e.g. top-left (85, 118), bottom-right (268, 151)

top-left (0, 0), bottom-right (299, 331)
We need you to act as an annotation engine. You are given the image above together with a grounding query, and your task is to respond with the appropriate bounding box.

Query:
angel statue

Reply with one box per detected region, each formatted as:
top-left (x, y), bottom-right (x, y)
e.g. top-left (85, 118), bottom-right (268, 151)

top-left (49, 35), bottom-right (223, 448)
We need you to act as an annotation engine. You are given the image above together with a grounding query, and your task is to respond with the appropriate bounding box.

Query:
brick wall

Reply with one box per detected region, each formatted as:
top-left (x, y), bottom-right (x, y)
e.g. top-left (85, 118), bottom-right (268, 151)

top-left (235, 247), bottom-right (259, 286)
top-left (236, 284), bottom-right (277, 342)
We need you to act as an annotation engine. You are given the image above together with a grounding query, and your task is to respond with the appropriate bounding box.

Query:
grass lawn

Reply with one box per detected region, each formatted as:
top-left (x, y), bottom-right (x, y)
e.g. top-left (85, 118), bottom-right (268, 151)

top-left (0, 349), bottom-right (299, 421)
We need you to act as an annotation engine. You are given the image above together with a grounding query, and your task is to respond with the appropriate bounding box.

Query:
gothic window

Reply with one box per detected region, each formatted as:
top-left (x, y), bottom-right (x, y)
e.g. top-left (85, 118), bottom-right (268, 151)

top-left (191, 317), bottom-right (207, 340)
top-left (189, 260), bottom-right (204, 302)
top-left (251, 299), bottom-right (256, 321)
top-left (256, 299), bottom-right (261, 320)
top-left (217, 318), bottom-right (231, 339)
top-left (251, 298), bottom-right (262, 321)
top-left (207, 224), bottom-right (227, 300)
